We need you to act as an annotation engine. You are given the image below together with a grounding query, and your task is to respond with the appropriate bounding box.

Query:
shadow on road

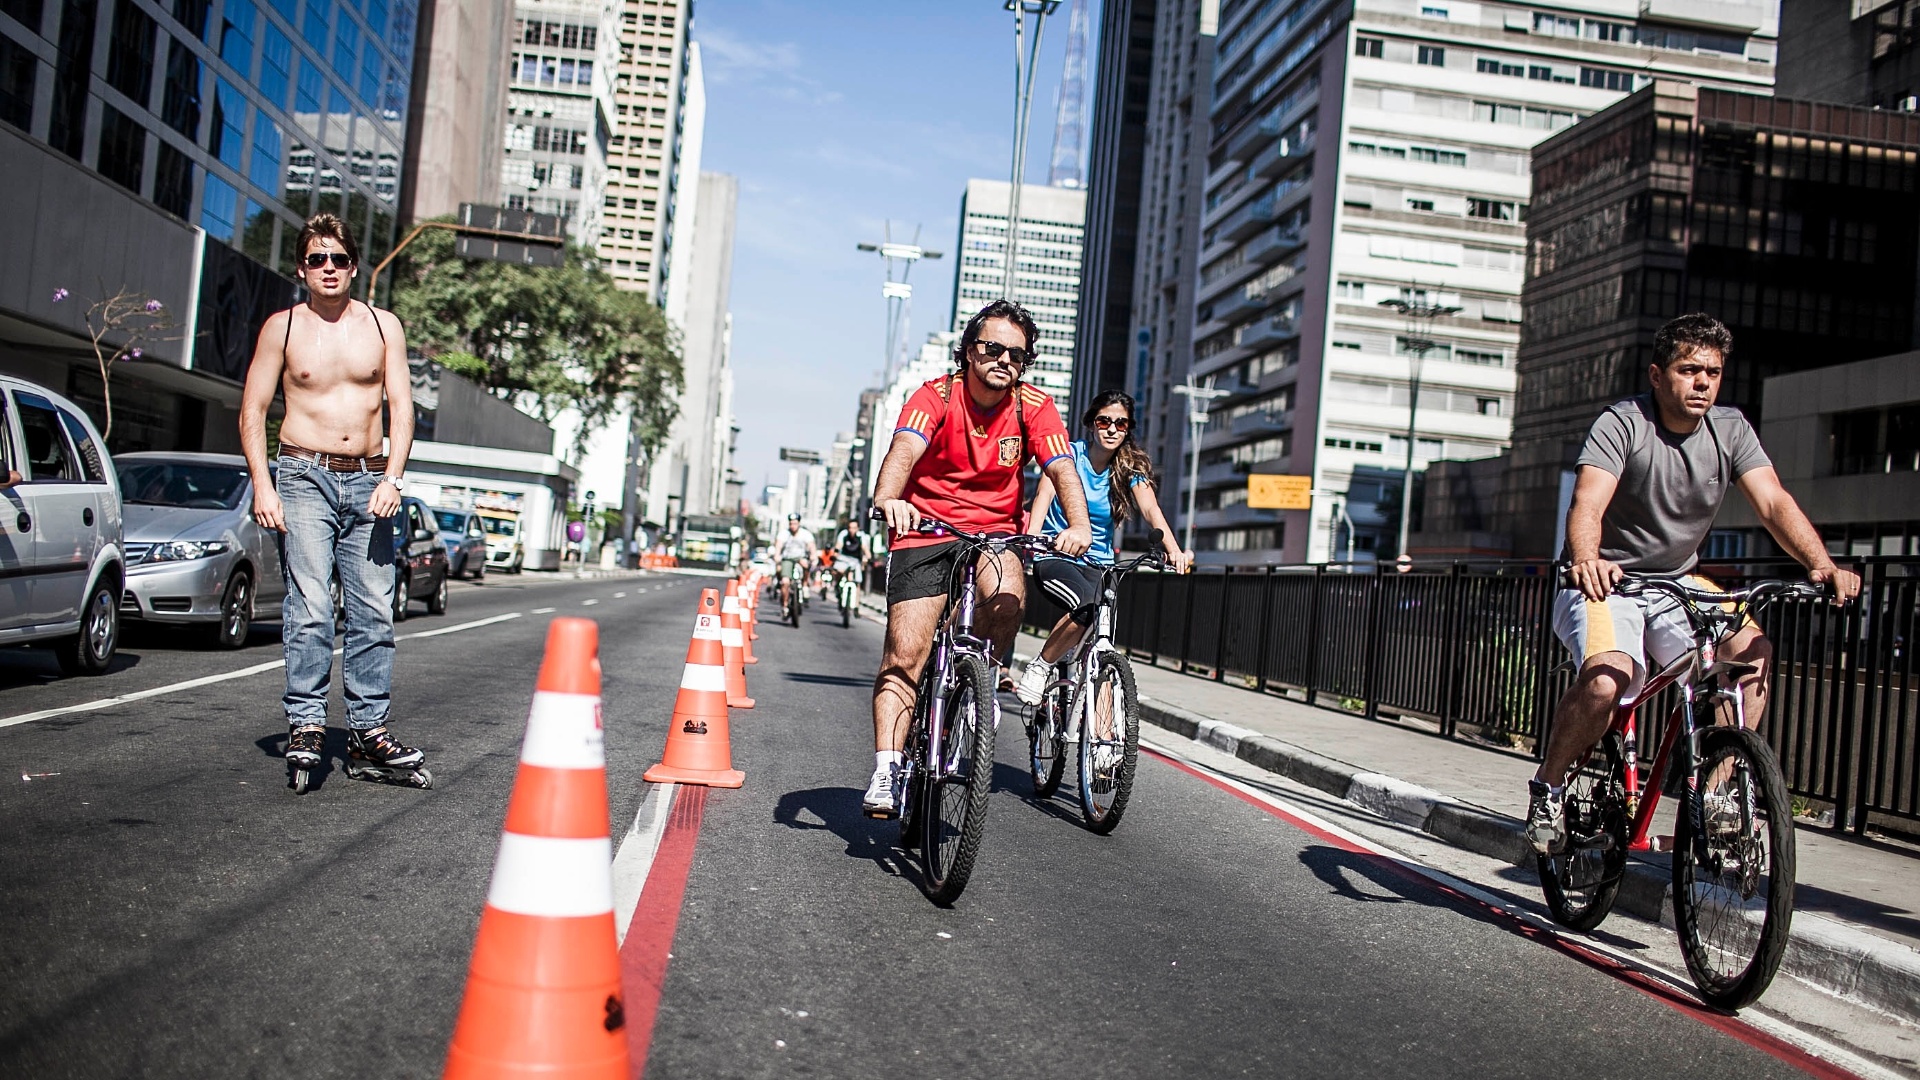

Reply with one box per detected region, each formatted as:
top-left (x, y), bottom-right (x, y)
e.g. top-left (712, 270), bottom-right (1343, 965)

top-left (781, 672), bottom-right (875, 688)
top-left (773, 785), bottom-right (916, 878)
top-left (992, 759), bottom-right (1083, 825)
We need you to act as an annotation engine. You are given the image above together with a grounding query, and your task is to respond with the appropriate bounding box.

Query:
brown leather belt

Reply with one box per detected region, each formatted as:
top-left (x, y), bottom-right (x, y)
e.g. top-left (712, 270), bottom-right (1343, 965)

top-left (280, 442), bottom-right (389, 473)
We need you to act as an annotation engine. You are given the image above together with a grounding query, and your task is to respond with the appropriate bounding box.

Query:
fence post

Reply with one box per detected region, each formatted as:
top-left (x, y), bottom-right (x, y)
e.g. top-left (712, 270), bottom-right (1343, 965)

top-left (1213, 569), bottom-right (1231, 681)
top-left (1363, 563), bottom-right (1385, 720)
top-left (1834, 562), bottom-right (1869, 834)
top-left (1178, 571), bottom-right (1198, 675)
top-left (1439, 563), bottom-right (1467, 739)
top-left (1253, 567), bottom-right (1276, 693)
top-left (1530, 572), bottom-right (1557, 762)
top-left (1304, 564), bottom-right (1327, 706)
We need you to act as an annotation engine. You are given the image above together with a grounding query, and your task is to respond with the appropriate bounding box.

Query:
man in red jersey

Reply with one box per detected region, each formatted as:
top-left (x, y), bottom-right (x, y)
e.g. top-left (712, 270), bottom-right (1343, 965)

top-left (862, 300), bottom-right (1092, 817)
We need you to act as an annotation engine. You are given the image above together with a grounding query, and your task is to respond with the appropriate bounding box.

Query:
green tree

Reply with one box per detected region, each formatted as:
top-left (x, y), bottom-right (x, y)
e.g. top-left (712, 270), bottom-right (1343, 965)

top-left (387, 219), bottom-right (682, 458)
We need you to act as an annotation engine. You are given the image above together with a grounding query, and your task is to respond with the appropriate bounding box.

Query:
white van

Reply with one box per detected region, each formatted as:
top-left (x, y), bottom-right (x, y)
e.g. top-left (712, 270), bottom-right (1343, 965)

top-left (0, 374), bottom-right (125, 674)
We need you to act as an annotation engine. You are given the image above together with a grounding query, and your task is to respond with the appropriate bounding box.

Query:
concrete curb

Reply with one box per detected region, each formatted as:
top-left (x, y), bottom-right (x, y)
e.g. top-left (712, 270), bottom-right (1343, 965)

top-left (1134, 694), bottom-right (1920, 1020)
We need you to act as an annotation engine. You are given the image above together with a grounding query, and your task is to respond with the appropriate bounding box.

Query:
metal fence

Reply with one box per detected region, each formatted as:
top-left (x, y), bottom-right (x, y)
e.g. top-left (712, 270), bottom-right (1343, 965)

top-left (1029, 557), bottom-right (1918, 837)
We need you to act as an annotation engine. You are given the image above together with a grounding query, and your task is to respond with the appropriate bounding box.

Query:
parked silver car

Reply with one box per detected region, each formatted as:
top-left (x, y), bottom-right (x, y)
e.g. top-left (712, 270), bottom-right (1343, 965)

top-left (116, 452), bottom-right (286, 649)
top-left (0, 374), bottom-right (125, 674)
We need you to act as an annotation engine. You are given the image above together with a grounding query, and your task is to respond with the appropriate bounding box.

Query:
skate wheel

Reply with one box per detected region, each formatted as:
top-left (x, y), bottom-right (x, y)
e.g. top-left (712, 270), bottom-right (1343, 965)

top-left (291, 768), bottom-right (310, 795)
top-left (413, 768), bottom-right (433, 789)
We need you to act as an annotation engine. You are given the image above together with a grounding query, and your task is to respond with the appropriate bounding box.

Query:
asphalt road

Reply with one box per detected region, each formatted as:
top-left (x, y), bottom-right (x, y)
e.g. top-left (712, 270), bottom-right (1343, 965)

top-left (0, 574), bottom-right (1881, 1078)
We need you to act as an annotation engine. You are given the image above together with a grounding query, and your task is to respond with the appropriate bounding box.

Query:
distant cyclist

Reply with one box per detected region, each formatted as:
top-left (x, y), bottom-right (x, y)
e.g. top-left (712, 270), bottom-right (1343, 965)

top-left (1527, 313), bottom-right (1859, 855)
top-left (831, 516), bottom-right (869, 608)
top-left (865, 300), bottom-right (1092, 818)
top-left (1015, 390), bottom-right (1191, 705)
top-left (774, 514), bottom-right (817, 614)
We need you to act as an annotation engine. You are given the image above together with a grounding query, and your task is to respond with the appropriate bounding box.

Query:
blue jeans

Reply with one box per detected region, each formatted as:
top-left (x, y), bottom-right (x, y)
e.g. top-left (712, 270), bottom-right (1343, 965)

top-left (276, 456), bottom-right (396, 730)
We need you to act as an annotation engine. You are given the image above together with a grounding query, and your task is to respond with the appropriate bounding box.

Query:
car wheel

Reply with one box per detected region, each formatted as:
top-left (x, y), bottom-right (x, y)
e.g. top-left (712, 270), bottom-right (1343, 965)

top-left (211, 570), bottom-right (254, 649)
top-left (472, 557), bottom-right (485, 581)
top-left (428, 569), bottom-right (448, 615)
top-left (57, 576), bottom-right (119, 675)
top-left (392, 571), bottom-right (410, 622)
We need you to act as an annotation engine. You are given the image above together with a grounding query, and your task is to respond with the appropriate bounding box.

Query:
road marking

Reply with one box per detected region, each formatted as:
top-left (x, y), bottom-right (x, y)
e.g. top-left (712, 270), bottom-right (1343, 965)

top-left (1140, 738), bottom-right (1891, 1080)
top-left (0, 611), bottom-right (526, 731)
top-left (620, 785), bottom-right (707, 1069)
top-left (612, 782), bottom-right (677, 944)
top-left (614, 592), bottom-right (627, 598)
top-left (582, 599), bottom-right (599, 606)
top-left (531, 607), bottom-right (556, 614)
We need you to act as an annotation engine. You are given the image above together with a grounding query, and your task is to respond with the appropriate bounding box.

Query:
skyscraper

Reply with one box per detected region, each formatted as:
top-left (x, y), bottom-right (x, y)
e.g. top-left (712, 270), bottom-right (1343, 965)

top-left (400, 0), bottom-right (512, 224)
top-left (596, 0), bottom-right (693, 297)
top-left (950, 178), bottom-right (1087, 401)
top-left (502, 0), bottom-right (615, 244)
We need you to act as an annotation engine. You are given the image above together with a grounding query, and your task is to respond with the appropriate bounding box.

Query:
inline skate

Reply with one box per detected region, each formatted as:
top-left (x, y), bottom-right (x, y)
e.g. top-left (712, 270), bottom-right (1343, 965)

top-left (286, 726), bottom-right (324, 794)
top-left (343, 727), bottom-right (433, 789)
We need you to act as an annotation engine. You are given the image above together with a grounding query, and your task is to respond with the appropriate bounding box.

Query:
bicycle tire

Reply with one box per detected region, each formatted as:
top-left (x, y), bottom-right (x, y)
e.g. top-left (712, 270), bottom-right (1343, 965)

top-left (920, 653), bottom-right (997, 904)
top-left (1027, 675), bottom-right (1067, 798)
top-left (1672, 726), bottom-right (1796, 1010)
top-left (1076, 653), bottom-right (1140, 834)
top-left (1538, 732), bottom-right (1628, 931)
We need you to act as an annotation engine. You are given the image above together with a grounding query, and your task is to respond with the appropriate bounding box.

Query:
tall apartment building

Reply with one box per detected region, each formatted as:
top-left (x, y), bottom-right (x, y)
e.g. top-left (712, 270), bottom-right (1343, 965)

top-left (401, 0), bottom-right (512, 224)
top-left (1776, 0), bottom-right (1919, 110)
top-left (1501, 82), bottom-right (1920, 559)
top-left (597, 0), bottom-right (692, 297)
top-left (1181, 0), bottom-right (1777, 563)
top-left (0, 0), bottom-right (418, 450)
top-left (950, 179), bottom-right (1088, 401)
top-left (503, 0), bottom-right (615, 244)
top-left (641, 169), bottom-right (736, 524)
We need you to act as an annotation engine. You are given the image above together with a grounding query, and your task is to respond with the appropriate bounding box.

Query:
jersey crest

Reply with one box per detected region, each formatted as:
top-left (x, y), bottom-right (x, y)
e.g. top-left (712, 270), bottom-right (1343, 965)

top-left (997, 436), bottom-right (1023, 467)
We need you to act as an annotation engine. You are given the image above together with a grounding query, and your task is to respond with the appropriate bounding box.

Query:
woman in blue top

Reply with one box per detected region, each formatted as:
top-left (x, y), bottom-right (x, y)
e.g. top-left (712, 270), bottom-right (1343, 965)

top-left (1015, 390), bottom-right (1191, 705)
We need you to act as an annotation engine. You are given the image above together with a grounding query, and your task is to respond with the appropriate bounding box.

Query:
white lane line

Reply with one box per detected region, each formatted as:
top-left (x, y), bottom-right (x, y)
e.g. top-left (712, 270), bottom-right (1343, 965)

top-left (614, 592), bottom-right (627, 598)
top-left (582, 599), bottom-right (599, 606)
top-left (532, 607), bottom-right (557, 614)
top-left (612, 782), bottom-right (678, 945)
top-left (0, 610), bottom-right (527, 731)
top-left (1140, 736), bottom-right (1908, 1080)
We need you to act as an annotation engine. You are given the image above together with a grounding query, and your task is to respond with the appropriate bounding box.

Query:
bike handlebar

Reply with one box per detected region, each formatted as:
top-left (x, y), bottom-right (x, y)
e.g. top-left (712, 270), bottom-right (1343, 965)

top-left (1610, 576), bottom-right (1829, 608)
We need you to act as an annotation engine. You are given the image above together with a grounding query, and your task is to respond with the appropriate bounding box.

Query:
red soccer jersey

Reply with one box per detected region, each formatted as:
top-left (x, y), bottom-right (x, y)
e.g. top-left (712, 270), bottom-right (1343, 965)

top-left (892, 373), bottom-right (1072, 550)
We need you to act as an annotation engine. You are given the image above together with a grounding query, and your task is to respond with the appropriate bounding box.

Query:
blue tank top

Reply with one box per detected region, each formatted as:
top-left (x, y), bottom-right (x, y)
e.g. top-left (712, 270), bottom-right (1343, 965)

top-left (1042, 440), bottom-right (1135, 565)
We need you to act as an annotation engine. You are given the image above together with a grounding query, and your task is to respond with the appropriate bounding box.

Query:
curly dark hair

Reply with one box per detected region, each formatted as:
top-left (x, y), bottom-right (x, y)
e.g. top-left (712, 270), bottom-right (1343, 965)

top-left (296, 212), bottom-right (361, 265)
top-left (951, 299), bottom-right (1040, 369)
top-left (1653, 313), bottom-right (1733, 368)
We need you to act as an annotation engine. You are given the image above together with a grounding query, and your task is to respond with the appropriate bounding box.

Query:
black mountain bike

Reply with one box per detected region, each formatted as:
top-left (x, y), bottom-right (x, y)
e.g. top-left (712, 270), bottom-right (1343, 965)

top-left (1026, 533), bottom-right (1165, 833)
top-left (1540, 574), bottom-right (1829, 1010)
top-left (884, 512), bottom-right (1052, 904)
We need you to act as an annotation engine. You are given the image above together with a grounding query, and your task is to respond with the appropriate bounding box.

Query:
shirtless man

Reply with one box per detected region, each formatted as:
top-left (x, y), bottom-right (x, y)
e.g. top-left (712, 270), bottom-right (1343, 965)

top-left (240, 212), bottom-right (426, 781)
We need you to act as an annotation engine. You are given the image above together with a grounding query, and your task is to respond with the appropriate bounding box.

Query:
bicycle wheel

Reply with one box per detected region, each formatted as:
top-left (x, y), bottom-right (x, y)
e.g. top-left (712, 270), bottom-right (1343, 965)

top-left (1076, 653), bottom-right (1140, 834)
top-left (1027, 672), bottom-right (1067, 798)
top-left (1672, 726), bottom-right (1796, 1010)
top-left (920, 653), bottom-right (997, 904)
top-left (1538, 732), bottom-right (1628, 931)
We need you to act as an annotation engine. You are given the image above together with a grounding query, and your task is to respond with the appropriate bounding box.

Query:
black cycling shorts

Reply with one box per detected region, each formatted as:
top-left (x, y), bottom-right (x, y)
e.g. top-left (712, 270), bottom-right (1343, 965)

top-left (886, 540), bottom-right (966, 605)
top-left (1032, 556), bottom-right (1101, 625)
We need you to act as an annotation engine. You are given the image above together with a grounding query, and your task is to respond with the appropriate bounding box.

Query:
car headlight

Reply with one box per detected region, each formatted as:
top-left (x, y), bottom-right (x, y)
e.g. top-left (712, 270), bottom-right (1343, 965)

top-left (146, 540), bottom-right (230, 562)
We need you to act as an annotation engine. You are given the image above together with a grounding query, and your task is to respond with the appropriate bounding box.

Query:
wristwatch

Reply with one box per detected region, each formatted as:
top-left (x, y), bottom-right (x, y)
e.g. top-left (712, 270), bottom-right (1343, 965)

top-left (382, 474), bottom-right (405, 491)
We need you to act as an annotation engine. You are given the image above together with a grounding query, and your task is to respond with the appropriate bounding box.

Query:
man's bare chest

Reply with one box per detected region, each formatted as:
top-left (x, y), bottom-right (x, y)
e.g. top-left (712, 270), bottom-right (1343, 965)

top-left (285, 314), bottom-right (385, 392)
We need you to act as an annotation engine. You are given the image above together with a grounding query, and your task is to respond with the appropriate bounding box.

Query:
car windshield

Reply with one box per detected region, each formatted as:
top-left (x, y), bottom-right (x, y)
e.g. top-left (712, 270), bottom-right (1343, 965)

top-left (434, 510), bottom-right (468, 533)
top-left (481, 516), bottom-right (516, 537)
top-left (118, 463), bottom-right (248, 510)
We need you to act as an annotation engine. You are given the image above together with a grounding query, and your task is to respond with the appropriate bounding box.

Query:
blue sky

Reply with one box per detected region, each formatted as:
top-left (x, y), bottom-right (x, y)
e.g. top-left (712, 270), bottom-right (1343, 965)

top-left (692, 0), bottom-right (1090, 497)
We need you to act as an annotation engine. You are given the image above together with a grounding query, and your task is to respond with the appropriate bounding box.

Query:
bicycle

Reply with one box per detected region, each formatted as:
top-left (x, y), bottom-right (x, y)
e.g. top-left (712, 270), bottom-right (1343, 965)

top-left (1025, 533), bottom-right (1166, 833)
top-left (880, 511), bottom-right (1053, 904)
top-left (833, 556), bottom-right (859, 628)
top-left (1538, 574), bottom-right (1829, 1010)
top-left (782, 561), bottom-right (806, 627)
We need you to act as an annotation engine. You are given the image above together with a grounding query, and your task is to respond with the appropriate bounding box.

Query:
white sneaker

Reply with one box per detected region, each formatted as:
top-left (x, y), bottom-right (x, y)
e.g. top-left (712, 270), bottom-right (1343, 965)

top-left (862, 764), bottom-right (902, 819)
top-left (1014, 660), bottom-right (1052, 706)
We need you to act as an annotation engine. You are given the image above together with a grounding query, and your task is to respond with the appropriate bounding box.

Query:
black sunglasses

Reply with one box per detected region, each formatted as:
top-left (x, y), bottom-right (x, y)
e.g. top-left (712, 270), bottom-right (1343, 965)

top-left (1091, 416), bottom-right (1132, 432)
top-left (303, 252), bottom-right (355, 269)
top-left (971, 339), bottom-right (1034, 368)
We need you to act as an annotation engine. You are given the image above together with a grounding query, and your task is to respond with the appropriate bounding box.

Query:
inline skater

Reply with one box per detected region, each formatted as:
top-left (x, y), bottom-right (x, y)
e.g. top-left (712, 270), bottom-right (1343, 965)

top-left (1015, 390), bottom-right (1191, 709)
top-left (863, 299), bottom-right (1093, 818)
top-left (1527, 313), bottom-right (1859, 853)
top-left (240, 212), bottom-right (429, 789)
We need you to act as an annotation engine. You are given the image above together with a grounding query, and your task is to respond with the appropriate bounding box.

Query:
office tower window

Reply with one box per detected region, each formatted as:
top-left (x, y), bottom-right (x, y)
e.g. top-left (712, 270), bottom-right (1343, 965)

top-left (153, 139), bottom-right (192, 216)
top-left (1418, 46), bottom-right (1445, 66)
top-left (202, 171), bottom-right (237, 239)
top-left (162, 38), bottom-right (201, 137)
top-left (219, 0), bottom-right (253, 78)
top-left (1355, 36), bottom-right (1383, 58)
top-left (49, 0), bottom-right (98, 159)
top-left (107, 0), bottom-right (157, 107)
top-left (172, 0), bottom-right (209, 39)
top-left (1580, 67), bottom-right (1634, 91)
top-left (96, 103), bottom-right (146, 193)
top-left (259, 22), bottom-right (290, 106)
top-left (0, 0), bottom-right (44, 32)
top-left (0, 35), bottom-right (34, 131)
top-left (208, 78), bottom-right (244, 168)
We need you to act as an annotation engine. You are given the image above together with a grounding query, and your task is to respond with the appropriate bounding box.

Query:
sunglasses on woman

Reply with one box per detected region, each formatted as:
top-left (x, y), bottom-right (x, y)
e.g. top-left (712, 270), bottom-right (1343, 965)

top-left (303, 252), bottom-right (355, 269)
top-left (971, 340), bottom-right (1034, 368)
top-left (1091, 416), bottom-right (1132, 432)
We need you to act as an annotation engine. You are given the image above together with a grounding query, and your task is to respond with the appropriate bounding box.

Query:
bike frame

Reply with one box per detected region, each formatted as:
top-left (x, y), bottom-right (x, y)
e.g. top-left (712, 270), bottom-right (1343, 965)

top-left (1040, 551), bottom-right (1162, 729)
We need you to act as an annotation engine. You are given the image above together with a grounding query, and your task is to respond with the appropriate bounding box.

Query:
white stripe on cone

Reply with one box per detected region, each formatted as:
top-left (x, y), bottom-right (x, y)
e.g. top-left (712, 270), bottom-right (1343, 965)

top-left (721, 626), bottom-right (744, 647)
top-left (519, 691), bottom-right (606, 769)
top-left (680, 664), bottom-right (727, 692)
top-left (485, 833), bottom-right (615, 916)
top-left (721, 594), bottom-right (742, 613)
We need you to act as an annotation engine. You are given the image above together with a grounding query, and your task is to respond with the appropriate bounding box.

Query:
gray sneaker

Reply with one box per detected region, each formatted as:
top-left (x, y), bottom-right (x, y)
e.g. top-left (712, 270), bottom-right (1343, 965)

top-left (1014, 660), bottom-right (1052, 706)
top-left (1527, 780), bottom-right (1567, 855)
top-left (862, 764), bottom-right (902, 819)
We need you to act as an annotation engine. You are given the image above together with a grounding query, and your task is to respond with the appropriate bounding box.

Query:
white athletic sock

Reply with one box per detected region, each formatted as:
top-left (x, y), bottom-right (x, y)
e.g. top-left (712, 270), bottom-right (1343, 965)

top-left (875, 750), bottom-right (905, 772)
top-left (1548, 783), bottom-right (1565, 798)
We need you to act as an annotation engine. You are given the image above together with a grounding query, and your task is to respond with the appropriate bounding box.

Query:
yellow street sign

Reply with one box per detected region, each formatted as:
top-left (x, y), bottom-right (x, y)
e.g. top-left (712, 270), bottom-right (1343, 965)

top-left (1247, 474), bottom-right (1312, 510)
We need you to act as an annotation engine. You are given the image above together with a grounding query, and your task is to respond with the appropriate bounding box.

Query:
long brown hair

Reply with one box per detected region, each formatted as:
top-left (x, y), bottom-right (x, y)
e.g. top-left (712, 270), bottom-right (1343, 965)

top-left (1084, 390), bottom-right (1154, 523)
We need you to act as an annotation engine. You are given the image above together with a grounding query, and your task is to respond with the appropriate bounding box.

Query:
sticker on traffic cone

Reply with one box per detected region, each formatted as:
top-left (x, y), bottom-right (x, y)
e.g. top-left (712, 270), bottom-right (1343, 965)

top-left (720, 583), bottom-right (755, 709)
top-left (444, 617), bottom-right (626, 1080)
top-left (643, 590), bottom-right (745, 788)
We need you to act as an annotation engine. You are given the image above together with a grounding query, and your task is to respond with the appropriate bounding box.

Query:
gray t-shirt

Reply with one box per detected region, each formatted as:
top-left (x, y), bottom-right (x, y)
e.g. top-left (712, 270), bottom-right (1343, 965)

top-left (1566, 395), bottom-right (1772, 574)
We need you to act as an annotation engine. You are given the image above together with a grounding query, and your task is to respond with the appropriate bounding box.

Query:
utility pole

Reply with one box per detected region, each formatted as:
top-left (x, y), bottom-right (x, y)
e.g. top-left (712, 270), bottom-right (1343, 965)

top-left (1171, 377), bottom-right (1230, 556)
top-left (857, 227), bottom-right (941, 384)
top-left (1377, 292), bottom-right (1461, 567)
top-left (1003, 0), bottom-right (1063, 301)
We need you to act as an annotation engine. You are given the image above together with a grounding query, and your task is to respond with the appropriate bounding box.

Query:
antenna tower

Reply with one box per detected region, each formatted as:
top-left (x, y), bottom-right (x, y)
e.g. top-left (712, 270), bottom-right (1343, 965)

top-left (1047, 0), bottom-right (1089, 188)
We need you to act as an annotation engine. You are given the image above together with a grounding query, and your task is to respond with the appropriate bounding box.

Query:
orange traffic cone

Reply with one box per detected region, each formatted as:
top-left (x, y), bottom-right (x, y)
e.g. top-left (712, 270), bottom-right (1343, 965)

top-left (738, 578), bottom-right (760, 663)
top-left (643, 590), bottom-right (745, 787)
top-left (444, 618), bottom-right (626, 1080)
top-left (720, 583), bottom-right (755, 709)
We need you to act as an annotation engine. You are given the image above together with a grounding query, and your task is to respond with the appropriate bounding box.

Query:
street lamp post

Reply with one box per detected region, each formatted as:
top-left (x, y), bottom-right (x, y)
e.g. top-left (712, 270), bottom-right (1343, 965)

top-left (1376, 294), bottom-right (1461, 565)
top-left (1003, 0), bottom-right (1063, 302)
top-left (857, 229), bottom-right (941, 384)
top-left (1171, 377), bottom-right (1230, 556)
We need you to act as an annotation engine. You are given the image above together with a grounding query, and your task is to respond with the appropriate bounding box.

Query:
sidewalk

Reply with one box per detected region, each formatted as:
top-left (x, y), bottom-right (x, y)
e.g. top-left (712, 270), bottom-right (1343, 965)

top-left (1014, 630), bottom-right (1920, 1020)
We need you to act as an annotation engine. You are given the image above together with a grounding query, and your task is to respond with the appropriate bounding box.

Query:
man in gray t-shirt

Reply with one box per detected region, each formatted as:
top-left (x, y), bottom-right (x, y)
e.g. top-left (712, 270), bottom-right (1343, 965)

top-left (1526, 314), bottom-right (1861, 856)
